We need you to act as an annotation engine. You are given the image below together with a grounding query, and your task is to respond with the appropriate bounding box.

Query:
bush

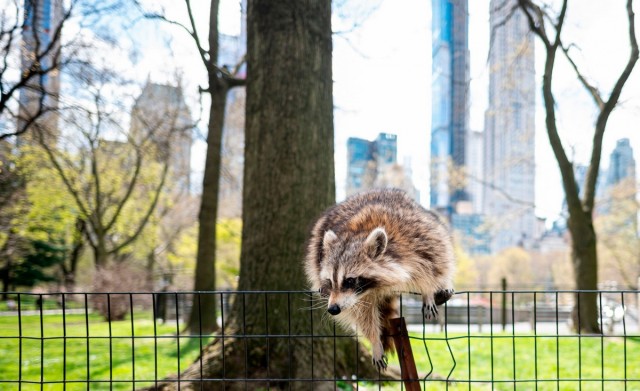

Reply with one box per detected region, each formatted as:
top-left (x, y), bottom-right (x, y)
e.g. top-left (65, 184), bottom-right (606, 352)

top-left (90, 263), bottom-right (151, 321)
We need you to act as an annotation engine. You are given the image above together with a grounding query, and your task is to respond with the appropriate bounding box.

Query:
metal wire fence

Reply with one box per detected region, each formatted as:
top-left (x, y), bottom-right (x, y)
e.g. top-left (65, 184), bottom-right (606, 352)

top-left (0, 289), bottom-right (639, 390)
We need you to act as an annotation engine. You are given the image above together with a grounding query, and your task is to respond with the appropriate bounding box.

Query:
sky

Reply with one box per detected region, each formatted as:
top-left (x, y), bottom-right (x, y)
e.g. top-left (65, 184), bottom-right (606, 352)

top-left (330, 0), bottom-right (640, 223)
top-left (140, 0), bottom-right (640, 224)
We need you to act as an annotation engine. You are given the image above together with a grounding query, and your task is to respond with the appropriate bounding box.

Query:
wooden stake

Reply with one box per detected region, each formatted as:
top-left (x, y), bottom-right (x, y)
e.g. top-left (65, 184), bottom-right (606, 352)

top-left (390, 317), bottom-right (421, 391)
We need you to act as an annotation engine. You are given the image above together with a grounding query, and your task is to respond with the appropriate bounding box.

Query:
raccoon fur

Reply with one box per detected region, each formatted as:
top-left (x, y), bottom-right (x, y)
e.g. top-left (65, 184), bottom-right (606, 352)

top-left (304, 189), bottom-right (455, 371)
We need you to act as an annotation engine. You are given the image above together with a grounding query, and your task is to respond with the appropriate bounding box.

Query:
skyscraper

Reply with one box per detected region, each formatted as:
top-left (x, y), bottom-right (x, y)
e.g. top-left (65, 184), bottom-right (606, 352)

top-left (606, 138), bottom-right (636, 187)
top-left (131, 83), bottom-right (193, 193)
top-left (430, 0), bottom-right (470, 216)
top-left (483, 0), bottom-right (536, 252)
top-left (346, 133), bottom-right (397, 197)
top-left (18, 0), bottom-right (64, 141)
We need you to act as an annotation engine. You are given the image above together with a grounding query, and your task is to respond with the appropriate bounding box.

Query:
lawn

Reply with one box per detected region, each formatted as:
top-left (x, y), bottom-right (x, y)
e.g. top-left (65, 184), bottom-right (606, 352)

top-left (406, 330), bottom-right (640, 391)
top-left (0, 311), bottom-right (213, 391)
top-left (1, 312), bottom-right (639, 391)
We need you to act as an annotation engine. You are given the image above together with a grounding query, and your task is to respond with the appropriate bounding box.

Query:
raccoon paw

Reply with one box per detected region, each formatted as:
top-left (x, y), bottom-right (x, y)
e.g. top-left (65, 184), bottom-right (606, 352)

top-left (423, 301), bottom-right (438, 320)
top-left (434, 288), bottom-right (455, 306)
top-left (372, 354), bottom-right (388, 371)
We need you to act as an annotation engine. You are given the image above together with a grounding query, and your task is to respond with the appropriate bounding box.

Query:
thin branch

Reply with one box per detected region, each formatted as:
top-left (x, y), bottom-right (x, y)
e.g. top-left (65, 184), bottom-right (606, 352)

top-left (520, 0), bottom-right (581, 212)
top-left (109, 159), bottom-right (171, 255)
top-left (185, 0), bottom-right (212, 70)
top-left (560, 43), bottom-right (605, 109)
top-left (488, 1), bottom-right (519, 63)
top-left (103, 146), bottom-right (143, 233)
top-left (552, 0), bottom-right (569, 49)
top-left (583, 0), bottom-right (639, 212)
top-left (518, 0), bottom-right (551, 48)
top-left (36, 125), bottom-right (93, 228)
top-left (467, 172), bottom-right (535, 207)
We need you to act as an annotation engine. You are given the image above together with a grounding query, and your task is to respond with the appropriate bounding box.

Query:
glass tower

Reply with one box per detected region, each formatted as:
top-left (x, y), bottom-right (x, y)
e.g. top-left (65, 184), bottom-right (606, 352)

top-left (430, 0), bottom-right (470, 216)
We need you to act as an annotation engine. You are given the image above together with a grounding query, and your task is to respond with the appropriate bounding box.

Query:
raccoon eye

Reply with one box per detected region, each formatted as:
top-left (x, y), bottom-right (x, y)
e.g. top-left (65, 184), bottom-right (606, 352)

top-left (343, 277), bottom-right (356, 290)
top-left (319, 280), bottom-right (331, 297)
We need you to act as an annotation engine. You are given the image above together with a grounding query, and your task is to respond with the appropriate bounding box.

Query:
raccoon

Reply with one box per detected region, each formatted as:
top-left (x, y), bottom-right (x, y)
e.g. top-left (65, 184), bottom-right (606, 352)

top-left (304, 189), bottom-right (455, 371)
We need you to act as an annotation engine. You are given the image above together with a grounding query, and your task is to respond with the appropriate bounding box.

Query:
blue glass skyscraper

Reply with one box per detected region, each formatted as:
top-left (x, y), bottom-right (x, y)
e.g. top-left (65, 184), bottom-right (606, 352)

top-left (430, 0), bottom-right (470, 216)
top-left (18, 0), bottom-right (63, 142)
top-left (347, 133), bottom-right (397, 196)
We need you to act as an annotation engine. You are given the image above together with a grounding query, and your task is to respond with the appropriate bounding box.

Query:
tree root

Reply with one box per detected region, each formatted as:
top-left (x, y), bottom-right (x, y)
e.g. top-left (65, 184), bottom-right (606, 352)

top-left (139, 332), bottom-right (404, 391)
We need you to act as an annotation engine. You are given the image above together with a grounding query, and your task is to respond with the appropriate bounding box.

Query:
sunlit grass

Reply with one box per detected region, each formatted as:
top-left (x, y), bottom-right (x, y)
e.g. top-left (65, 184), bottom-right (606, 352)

top-left (1, 313), bottom-right (639, 391)
top-left (0, 312), bottom-right (213, 391)
top-left (393, 331), bottom-right (640, 391)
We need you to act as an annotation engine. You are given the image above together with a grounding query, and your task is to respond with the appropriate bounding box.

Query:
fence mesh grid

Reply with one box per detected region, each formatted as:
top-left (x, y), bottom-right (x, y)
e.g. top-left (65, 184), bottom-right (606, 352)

top-left (0, 290), bottom-right (638, 390)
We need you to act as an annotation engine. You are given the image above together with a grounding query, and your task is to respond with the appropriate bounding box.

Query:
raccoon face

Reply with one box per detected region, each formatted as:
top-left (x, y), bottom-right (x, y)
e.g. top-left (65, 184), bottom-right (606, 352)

top-left (319, 228), bottom-right (387, 315)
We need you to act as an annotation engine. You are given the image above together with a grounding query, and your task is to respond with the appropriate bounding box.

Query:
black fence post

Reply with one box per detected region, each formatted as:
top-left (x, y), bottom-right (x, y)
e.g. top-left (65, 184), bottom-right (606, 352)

top-left (501, 278), bottom-right (507, 332)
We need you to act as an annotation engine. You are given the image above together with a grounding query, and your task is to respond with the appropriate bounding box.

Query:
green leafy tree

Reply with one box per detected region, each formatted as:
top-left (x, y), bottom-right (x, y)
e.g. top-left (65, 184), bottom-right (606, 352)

top-left (36, 70), bottom-right (173, 269)
top-left (9, 240), bottom-right (66, 289)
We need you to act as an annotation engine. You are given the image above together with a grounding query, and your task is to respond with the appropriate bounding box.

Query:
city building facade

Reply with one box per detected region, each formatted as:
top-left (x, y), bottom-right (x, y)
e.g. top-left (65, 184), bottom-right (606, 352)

top-left (18, 0), bottom-right (64, 142)
top-left (483, 0), bottom-right (536, 252)
top-left (606, 138), bottom-right (636, 188)
top-left (347, 133), bottom-right (398, 197)
top-left (430, 0), bottom-right (470, 216)
top-left (131, 83), bottom-right (193, 193)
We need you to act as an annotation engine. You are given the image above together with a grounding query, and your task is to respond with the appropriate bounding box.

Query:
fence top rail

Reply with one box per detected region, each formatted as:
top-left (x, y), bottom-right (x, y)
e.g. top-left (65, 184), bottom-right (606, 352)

top-left (2, 289), bottom-right (639, 295)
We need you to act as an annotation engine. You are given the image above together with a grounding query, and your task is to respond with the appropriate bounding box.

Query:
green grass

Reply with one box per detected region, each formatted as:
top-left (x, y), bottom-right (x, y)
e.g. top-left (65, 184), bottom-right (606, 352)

top-left (0, 295), bottom-right (84, 311)
top-left (402, 331), bottom-right (640, 391)
top-left (0, 312), bottom-right (213, 391)
top-left (1, 313), bottom-right (638, 391)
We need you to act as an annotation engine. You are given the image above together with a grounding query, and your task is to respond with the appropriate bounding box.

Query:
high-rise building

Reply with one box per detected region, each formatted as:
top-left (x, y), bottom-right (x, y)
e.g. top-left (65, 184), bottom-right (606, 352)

top-left (467, 130), bottom-right (484, 213)
top-left (131, 83), bottom-right (193, 193)
top-left (346, 133), bottom-right (398, 197)
top-left (430, 0), bottom-right (470, 216)
top-left (18, 0), bottom-right (64, 141)
top-left (483, 0), bottom-right (536, 252)
top-left (606, 138), bottom-right (636, 187)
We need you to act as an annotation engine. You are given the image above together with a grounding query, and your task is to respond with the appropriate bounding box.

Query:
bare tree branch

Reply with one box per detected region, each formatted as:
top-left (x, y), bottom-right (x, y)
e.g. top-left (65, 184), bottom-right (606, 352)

top-left (560, 43), bottom-right (605, 109)
top-left (110, 158), bottom-right (170, 255)
top-left (518, 0), bottom-right (551, 47)
top-left (583, 0), bottom-right (639, 212)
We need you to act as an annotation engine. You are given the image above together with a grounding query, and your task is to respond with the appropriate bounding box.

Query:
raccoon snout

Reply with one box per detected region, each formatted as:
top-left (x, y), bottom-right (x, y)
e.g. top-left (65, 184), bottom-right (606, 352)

top-left (327, 304), bottom-right (341, 315)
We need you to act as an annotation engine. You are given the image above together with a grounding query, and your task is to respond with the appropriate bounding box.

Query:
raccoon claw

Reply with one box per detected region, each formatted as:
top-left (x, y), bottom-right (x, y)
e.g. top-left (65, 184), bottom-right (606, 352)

top-left (435, 288), bottom-right (455, 306)
top-left (372, 354), bottom-right (388, 371)
top-left (423, 302), bottom-right (438, 320)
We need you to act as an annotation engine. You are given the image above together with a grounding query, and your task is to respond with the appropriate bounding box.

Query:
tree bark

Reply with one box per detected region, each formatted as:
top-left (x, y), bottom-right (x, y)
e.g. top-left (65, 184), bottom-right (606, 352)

top-left (143, 1), bottom-right (395, 389)
top-left (232, 0), bottom-right (339, 382)
top-left (567, 212), bottom-right (600, 333)
top-left (92, 238), bottom-right (109, 268)
top-left (61, 218), bottom-right (85, 292)
top-left (186, 81), bottom-right (228, 334)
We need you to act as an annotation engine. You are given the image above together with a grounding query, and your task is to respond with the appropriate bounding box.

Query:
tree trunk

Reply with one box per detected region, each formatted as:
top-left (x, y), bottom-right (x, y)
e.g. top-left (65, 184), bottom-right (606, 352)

top-left (231, 0), bottom-right (340, 382)
top-left (567, 212), bottom-right (601, 333)
top-left (92, 241), bottom-right (108, 268)
top-left (143, 1), bottom-right (395, 389)
top-left (1, 260), bottom-right (9, 300)
top-left (62, 217), bottom-right (85, 292)
top-left (186, 83), bottom-right (228, 334)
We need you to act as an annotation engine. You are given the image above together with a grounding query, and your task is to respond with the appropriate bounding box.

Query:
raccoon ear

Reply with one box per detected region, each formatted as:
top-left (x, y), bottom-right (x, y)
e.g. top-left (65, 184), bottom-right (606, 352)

top-left (323, 230), bottom-right (338, 250)
top-left (364, 227), bottom-right (387, 259)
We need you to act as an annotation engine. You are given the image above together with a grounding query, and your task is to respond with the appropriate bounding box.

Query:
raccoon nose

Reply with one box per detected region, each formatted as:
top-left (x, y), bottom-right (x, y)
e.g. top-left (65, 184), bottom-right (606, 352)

top-left (327, 304), bottom-right (341, 315)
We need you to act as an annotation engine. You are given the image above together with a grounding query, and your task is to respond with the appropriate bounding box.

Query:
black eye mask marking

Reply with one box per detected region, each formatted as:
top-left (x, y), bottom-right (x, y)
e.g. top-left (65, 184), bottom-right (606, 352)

top-left (354, 277), bottom-right (377, 294)
top-left (342, 277), bottom-right (356, 290)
